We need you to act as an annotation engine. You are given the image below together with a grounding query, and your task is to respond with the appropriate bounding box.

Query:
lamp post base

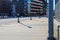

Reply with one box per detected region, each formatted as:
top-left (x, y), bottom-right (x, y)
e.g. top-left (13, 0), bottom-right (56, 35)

top-left (47, 37), bottom-right (56, 40)
top-left (30, 18), bottom-right (32, 20)
top-left (30, 17), bottom-right (32, 20)
top-left (18, 21), bottom-right (20, 23)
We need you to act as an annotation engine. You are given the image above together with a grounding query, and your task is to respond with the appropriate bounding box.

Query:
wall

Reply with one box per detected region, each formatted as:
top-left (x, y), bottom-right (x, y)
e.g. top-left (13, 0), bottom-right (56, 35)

top-left (55, 0), bottom-right (60, 22)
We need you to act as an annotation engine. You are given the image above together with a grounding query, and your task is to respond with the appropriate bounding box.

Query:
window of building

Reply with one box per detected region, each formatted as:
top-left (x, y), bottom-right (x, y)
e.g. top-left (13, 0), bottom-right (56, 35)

top-left (24, 0), bottom-right (27, 2)
top-left (24, 10), bottom-right (25, 12)
top-left (24, 3), bottom-right (27, 5)
top-left (10, 0), bottom-right (12, 2)
top-left (17, 0), bottom-right (19, 1)
top-left (24, 6), bottom-right (27, 8)
top-left (40, 9), bottom-right (43, 11)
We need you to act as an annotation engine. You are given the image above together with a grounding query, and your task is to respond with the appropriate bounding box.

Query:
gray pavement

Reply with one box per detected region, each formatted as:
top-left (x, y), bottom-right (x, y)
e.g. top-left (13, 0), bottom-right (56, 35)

top-left (54, 19), bottom-right (60, 40)
top-left (0, 17), bottom-right (48, 40)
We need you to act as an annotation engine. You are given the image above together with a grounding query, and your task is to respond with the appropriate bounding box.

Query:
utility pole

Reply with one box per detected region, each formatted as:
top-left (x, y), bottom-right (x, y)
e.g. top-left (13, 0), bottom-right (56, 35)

top-left (47, 0), bottom-right (56, 40)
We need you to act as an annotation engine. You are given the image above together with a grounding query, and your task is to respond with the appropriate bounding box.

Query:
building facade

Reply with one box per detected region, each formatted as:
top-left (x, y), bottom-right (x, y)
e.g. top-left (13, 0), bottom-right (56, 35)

top-left (55, 0), bottom-right (60, 22)
top-left (0, 0), bottom-right (47, 18)
top-left (27, 0), bottom-right (46, 16)
top-left (0, 0), bottom-right (11, 17)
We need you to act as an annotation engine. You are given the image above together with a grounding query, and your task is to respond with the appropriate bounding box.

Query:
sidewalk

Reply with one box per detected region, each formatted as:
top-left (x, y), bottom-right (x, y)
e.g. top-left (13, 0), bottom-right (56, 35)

top-left (0, 17), bottom-right (48, 40)
top-left (54, 19), bottom-right (60, 40)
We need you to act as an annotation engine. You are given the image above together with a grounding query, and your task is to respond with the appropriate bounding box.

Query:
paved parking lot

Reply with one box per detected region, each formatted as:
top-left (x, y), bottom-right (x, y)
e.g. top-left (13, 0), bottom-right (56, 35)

top-left (0, 17), bottom-right (48, 40)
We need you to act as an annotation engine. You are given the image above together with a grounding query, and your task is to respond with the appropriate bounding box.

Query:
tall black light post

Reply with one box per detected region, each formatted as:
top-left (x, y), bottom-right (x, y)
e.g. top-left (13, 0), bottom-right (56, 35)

top-left (17, 0), bottom-right (20, 23)
top-left (47, 0), bottom-right (56, 40)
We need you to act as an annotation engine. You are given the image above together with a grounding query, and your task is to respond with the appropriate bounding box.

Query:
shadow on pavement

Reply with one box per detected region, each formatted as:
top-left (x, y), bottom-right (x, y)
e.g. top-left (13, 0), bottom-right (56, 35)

top-left (19, 23), bottom-right (32, 28)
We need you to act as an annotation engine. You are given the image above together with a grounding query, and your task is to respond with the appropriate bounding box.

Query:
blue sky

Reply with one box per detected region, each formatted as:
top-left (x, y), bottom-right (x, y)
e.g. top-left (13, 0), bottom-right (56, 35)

top-left (47, 0), bottom-right (55, 10)
top-left (53, 0), bottom-right (55, 10)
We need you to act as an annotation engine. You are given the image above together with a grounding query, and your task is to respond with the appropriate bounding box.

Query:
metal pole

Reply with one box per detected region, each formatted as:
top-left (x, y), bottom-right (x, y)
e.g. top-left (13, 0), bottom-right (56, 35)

top-left (17, 13), bottom-right (20, 23)
top-left (47, 0), bottom-right (56, 40)
top-left (30, 13), bottom-right (32, 20)
top-left (18, 16), bottom-right (20, 23)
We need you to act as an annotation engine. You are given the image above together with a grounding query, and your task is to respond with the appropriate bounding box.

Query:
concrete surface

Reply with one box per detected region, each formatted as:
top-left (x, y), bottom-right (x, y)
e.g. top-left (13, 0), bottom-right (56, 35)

top-left (54, 19), bottom-right (60, 40)
top-left (0, 17), bottom-right (48, 40)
